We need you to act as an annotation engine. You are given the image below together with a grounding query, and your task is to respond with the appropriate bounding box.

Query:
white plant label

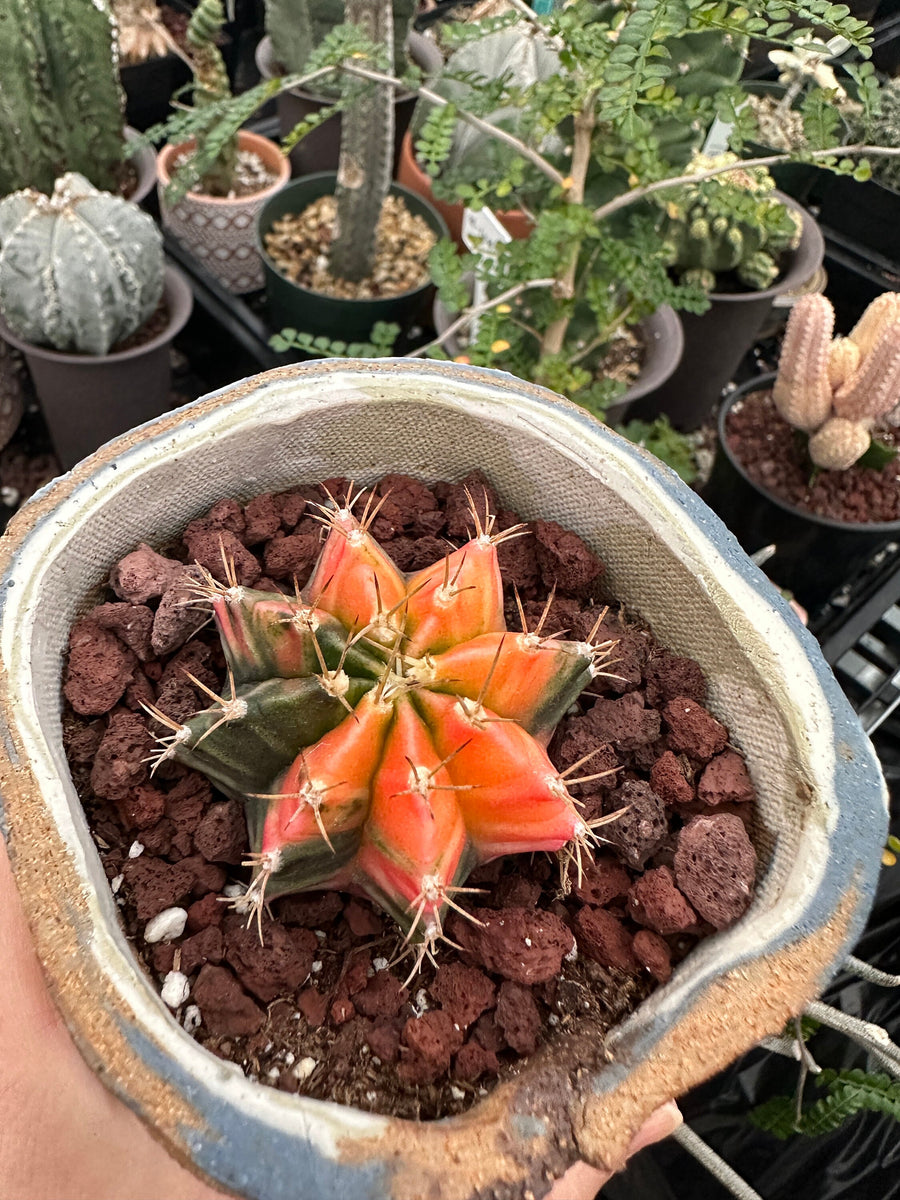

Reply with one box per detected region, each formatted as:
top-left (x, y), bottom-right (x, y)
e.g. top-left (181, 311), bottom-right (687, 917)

top-left (462, 207), bottom-right (512, 339)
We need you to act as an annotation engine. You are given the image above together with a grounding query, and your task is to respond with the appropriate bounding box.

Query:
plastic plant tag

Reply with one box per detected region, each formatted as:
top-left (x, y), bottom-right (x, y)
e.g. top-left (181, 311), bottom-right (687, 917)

top-left (462, 207), bottom-right (512, 338)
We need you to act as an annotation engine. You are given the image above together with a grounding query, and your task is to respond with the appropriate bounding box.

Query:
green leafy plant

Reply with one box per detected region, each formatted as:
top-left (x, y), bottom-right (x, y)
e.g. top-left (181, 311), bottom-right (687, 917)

top-left (616, 415), bottom-right (698, 484)
top-left (269, 321), bottom-right (400, 357)
top-left (751, 1068), bottom-right (900, 1139)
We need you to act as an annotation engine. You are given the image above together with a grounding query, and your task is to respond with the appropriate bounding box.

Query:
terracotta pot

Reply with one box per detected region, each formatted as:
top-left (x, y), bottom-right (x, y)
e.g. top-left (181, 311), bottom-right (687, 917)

top-left (396, 130), bottom-right (531, 249)
top-left (157, 130), bottom-right (291, 294)
top-left (0, 266), bottom-right (193, 471)
top-left (255, 32), bottom-right (442, 177)
top-left (0, 359), bottom-right (887, 1199)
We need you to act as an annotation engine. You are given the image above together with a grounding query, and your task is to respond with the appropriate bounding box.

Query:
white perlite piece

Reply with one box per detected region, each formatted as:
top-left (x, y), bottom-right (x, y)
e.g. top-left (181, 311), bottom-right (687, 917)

top-left (127, 841), bottom-right (144, 859)
top-left (161, 971), bottom-right (190, 1008)
top-left (373, 956), bottom-right (389, 972)
top-left (183, 1005), bottom-right (202, 1034)
top-left (292, 1057), bottom-right (317, 1082)
top-left (144, 907), bottom-right (188, 944)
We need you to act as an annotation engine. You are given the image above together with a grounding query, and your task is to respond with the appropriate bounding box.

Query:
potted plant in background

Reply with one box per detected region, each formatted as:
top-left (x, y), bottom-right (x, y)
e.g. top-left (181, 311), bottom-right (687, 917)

top-left (704, 290), bottom-right (900, 613)
top-left (156, 0), bottom-right (291, 294)
top-left (0, 0), bottom-right (157, 206)
top-left (0, 174), bottom-right (193, 470)
top-left (255, 0), bottom-right (442, 176)
top-left (113, 0), bottom-right (193, 133)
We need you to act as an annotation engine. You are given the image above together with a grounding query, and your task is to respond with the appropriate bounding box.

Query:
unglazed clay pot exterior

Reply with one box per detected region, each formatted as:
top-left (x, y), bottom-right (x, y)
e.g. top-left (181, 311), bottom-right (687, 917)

top-left (158, 130), bottom-right (291, 294)
top-left (0, 360), bottom-right (888, 1200)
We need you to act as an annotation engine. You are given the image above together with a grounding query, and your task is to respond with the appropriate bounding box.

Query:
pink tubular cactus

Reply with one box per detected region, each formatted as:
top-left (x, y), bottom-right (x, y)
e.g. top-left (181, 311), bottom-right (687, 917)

top-left (147, 488), bottom-right (619, 972)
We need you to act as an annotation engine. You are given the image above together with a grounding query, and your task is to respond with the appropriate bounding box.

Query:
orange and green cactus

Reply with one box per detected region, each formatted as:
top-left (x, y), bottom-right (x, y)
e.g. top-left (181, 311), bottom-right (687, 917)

top-left (147, 488), bottom-right (617, 970)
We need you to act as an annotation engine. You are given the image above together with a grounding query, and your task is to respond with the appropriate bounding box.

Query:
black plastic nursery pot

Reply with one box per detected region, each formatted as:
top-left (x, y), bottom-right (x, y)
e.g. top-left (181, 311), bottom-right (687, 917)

top-left (810, 170), bottom-right (900, 266)
top-left (624, 196), bottom-right (825, 431)
top-left (120, 52), bottom-right (193, 133)
top-left (702, 373), bottom-right (900, 612)
top-left (254, 31), bottom-right (441, 177)
top-left (0, 266), bottom-right (194, 472)
top-left (740, 82), bottom-right (822, 204)
top-left (258, 174), bottom-right (449, 342)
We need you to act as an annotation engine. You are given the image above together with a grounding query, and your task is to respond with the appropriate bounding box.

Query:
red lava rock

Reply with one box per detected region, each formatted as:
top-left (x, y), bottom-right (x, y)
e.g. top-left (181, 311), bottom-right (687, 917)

top-left (574, 907), bottom-right (639, 973)
top-left (580, 692), bottom-right (661, 753)
top-left (367, 1023), bottom-right (401, 1063)
top-left (402, 1010), bottom-right (461, 1074)
top-left (278, 892), bottom-right (344, 927)
top-left (184, 499), bottom-right (246, 544)
top-left (338, 952), bottom-right (371, 999)
top-left (151, 567), bottom-right (210, 657)
top-left (344, 899), bottom-right (383, 938)
top-left (194, 964), bottom-right (264, 1038)
top-left (472, 1011), bottom-right (506, 1053)
top-left (587, 621), bottom-right (647, 694)
top-left (496, 512), bottom-right (540, 593)
top-left (64, 720), bottom-right (104, 765)
top-left (492, 876), bottom-right (543, 909)
top-left (263, 531), bottom-right (320, 583)
top-left (186, 892), bottom-right (225, 933)
top-left (698, 751), bottom-right (755, 806)
top-left (123, 671), bottom-right (156, 713)
top-left (64, 620), bottom-right (137, 716)
top-left (633, 930), bottom-right (673, 983)
top-left (627, 866), bottom-right (697, 935)
top-left (650, 750), bottom-right (695, 805)
top-left (90, 711), bottom-right (152, 800)
top-left (516, 595), bottom-right (582, 639)
top-left (185, 528), bottom-right (260, 587)
top-left (430, 963), bottom-right (496, 1029)
top-left (180, 926), bottom-right (225, 975)
top-left (644, 651), bottom-right (707, 708)
top-left (223, 914), bottom-right (317, 1003)
top-left (331, 998), bottom-right (356, 1025)
top-left (139, 818), bottom-right (174, 856)
top-left (663, 697), bottom-right (728, 762)
top-left (92, 602), bottom-right (155, 662)
top-left (453, 907), bottom-right (575, 985)
top-left (151, 943), bottom-right (177, 975)
top-left (532, 519), bottom-right (604, 595)
top-left (443, 472), bottom-right (499, 539)
top-left (495, 981), bottom-right (541, 1055)
top-left (452, 1041), bottom-right (500, 1081)
top-left (354, 972), bottom-right (408, 1020)
top-left (604, 779), bottom-right (667, 870)
top-left (298, 987), bottom-right (328, 1027)
top-left (193, 800), bottom-right (247, 864)
top-left (110, 544), bottom-right (183, 604)
top-left (376, 474), bottom-right (442, 533)
top-left (551, 723), bottom-right (621, 797)
top-left (181, 854), bottom-right (227, 897)
top-left (114, 783), bottom-right (166, 831)
top-left (277, 489), bottom-right (309, 530)
top-left (122, 856), bottom-right (195, 921)
top-left (165, 772), bottom-right (211, 837)
top-left (571, 854), bottom-right (632, 907)
top-left (243, 494), bottom-right (283, 544)
top-left (675, 814), bottom-right (757, 929)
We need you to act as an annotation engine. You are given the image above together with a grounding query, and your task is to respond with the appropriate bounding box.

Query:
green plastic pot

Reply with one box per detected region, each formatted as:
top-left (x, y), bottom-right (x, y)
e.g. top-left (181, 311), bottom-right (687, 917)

top-left (257, 175), bottom-right (449, 343)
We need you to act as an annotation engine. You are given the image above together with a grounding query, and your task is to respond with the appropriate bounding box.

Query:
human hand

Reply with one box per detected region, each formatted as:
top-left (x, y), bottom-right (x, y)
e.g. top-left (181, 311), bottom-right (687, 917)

top-left (1, 837), bottom-right (678, 1200)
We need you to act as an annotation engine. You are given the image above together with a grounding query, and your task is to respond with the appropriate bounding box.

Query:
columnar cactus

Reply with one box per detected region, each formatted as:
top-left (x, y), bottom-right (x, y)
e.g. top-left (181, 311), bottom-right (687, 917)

top-left (773, 292), bottom-right (900, 470)
top-left (0, 0), bottom-right (126, 196)
top-left (184, 0), bottom-right (237, 196)
top-left (660, 154), bottom-right (802, 291)
top-left (265, 0), bottom-right (416, 83)
top-left (0, 174), bottom-right (164, 356)
top-left (149, 491), bottom-right (617, 969)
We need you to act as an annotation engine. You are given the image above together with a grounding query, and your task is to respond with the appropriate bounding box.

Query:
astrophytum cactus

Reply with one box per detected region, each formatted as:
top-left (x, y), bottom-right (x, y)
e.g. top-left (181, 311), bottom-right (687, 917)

top-left (773, 292), bottom-right (900, 470)
top-left (148, 490), bottom-right (617, 971)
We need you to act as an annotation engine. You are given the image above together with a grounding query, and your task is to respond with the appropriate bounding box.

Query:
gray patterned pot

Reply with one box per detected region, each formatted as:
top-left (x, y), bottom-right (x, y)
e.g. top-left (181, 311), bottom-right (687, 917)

top-left (0, 360), bottom-right (887, 1200)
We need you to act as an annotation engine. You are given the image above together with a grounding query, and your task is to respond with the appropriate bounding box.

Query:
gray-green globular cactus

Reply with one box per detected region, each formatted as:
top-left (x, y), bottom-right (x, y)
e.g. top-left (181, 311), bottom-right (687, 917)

top-left (0, 0), bottom-right (126, 197)
top-left (659, 154), bottom-right (802, 291)
top-left (265, 0), bottom-right (416, 91)
top-left (0, 174), bottom-right (164, 356)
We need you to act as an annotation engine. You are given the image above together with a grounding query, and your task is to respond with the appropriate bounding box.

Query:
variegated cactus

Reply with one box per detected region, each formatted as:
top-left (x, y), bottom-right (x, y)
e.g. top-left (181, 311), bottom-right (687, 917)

top-left (773, 292), bottom-right (900, 470)
top-left (148, 490), bottom-right (618, 972)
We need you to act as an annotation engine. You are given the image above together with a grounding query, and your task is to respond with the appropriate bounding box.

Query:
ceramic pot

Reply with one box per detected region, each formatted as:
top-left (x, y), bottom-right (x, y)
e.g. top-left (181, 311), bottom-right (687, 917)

top-left (396, 130), bottom-right (532, 249)
top-left (703, 372), bottom-right (900, 612)
top-left (254, 32), bottom-right (442, 177)
top-left (157, 130), bottom-right (291, 294)
top-left (0, 266), bottom-right (193, 471)
top-left (257, 174), bottom-right (449, 341)
top-left (0, 359), bottom-right (887, 1200)
top-left (624, 195), bottom-right (825, 431)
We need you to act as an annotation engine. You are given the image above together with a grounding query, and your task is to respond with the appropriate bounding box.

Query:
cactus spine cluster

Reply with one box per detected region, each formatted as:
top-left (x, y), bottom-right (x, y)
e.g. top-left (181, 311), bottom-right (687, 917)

top-left (149, 490), bottom-right (616, 969)
top-left (773, 292), bottom-right (900, 470)
top-left (0, 0), bottom-right (126, 197)
top-left (265, 0), bottom-right (416, 86)
top-left (184, 0), bottom-right (238, 196)
top-left (660, 154), bottom-right (802, 291)
top-left (0, 174), bottom-right (164, 356)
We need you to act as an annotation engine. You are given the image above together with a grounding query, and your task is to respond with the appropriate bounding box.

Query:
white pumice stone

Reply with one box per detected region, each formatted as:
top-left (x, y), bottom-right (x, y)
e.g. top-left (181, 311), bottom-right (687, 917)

top-left (144, 906), bottom-right (188, 943)
top-left (128, 841), bottom-right (144, 858)
top-left (292, 1057), bottom-right (317, 1082)
top-left (161, 971), bottom-right (190, 1008)
top-left (183, 1005), bottom-right (202, 1033)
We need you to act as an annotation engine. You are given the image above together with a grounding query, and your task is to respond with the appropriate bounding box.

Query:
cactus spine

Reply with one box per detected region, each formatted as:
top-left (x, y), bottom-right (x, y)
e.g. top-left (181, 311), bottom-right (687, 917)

top-left (0, 0), bottom-right (126, 197)
top-left (184, 0), bottom-right (238, 196)
top-left (149, 491), bottom-right (616, 968)
top-left (773, 292), bottom-right (900, 470)
top-left (0, 174), bottom-right (164, 356)
top-left (660, 154), bottom-right (802, 291)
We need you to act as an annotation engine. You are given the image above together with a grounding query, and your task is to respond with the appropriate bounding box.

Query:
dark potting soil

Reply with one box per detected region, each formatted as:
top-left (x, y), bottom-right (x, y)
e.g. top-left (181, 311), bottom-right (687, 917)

top-left (62, 471), bottom-right (758, 1121)
top-left (725, 388), bottom-right (900, 524)
top-left (105, 301), bottom-right (172, 355)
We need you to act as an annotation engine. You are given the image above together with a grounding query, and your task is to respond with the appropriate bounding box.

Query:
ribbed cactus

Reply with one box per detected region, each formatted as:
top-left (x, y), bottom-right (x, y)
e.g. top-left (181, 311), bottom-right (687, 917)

top-left (184, 0), bottom-right (238, 196)
top-left (660, 154), bottom-right (802, 291)
top-left (851, 77), bottom-right (900, 193)
top-left (0, 174), bottom-right (164, 356)
top-left (773, 292), bottom-right (900, 470)
top-left (265, 0), bottom-right (416, 84)
top-left (148, 491), bottom-right (616, 968)
top-left (0, 0), bottom-right (126, 196)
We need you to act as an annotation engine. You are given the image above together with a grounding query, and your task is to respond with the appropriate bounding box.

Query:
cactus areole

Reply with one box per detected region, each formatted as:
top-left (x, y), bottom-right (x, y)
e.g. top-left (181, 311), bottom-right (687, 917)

top-left (150, 490), bottom-right (615, 970)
